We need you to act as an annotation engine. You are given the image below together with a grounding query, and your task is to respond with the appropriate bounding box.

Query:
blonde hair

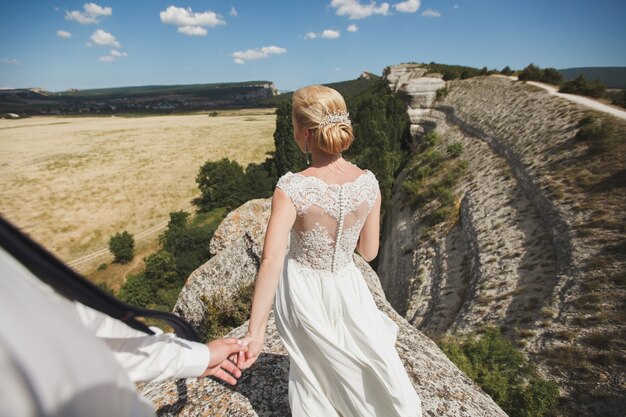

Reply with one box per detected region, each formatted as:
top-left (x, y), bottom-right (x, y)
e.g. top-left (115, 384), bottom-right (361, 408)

top-left (292, 85), bottom-right (354, 154)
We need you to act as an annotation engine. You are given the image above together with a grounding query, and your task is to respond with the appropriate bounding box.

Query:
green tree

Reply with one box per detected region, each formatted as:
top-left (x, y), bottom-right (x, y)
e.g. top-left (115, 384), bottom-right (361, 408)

top-left (143, 250), bottom-right (180, 310)
top-left (196, 158), bottom-right (246, 212)
top-left (518, 63), bottom-right (542, 81)
top-left (559, 74), bottom-right (606, 98)
top-left (108, 231), bottom-right (134, 264)
top-left (242, 162), bottom-right (275, 200)
top-left (273, 100), bottom-right (307, 176)
top-left (160, 210), bottom-right (214, 280)
top-left (118, 272), bottom-right (151, 308)
top-left (501, 66), bottom-right (513, 76)
top-left (346, 80), bottom-right (410, 213)
top-left (540, 67), bottom-right (562, 85)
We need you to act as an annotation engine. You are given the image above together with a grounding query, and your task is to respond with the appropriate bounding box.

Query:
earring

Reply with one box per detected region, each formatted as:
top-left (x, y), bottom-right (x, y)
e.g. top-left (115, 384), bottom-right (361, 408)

top-left (305, 141), bottom-right (309, 164)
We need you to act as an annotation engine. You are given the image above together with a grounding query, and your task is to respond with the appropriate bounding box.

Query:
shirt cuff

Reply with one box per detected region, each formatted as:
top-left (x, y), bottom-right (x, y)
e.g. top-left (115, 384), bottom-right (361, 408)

top-left (177, 340), bottom-right (211, 379)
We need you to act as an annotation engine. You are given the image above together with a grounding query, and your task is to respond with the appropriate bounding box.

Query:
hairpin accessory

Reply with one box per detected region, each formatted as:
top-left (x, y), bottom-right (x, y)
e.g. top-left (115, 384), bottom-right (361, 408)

top-left (318, 110), bottom-right (351, 129)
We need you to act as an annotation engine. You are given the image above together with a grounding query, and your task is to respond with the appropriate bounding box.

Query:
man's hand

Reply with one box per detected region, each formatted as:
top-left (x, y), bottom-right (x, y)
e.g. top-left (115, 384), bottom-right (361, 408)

top-left (201, 338), bottom-right (247, 385)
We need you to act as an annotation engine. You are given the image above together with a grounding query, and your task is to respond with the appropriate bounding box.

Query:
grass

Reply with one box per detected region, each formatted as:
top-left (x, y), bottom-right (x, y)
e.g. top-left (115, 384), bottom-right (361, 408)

top-left (0, 111), bottom-right (276, 265)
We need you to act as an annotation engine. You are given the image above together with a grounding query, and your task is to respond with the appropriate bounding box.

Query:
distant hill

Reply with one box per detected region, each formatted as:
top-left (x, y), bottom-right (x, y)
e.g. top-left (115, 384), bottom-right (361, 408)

top-left (0, 81), bottom-right (280, 115)
top-left (558, 67), bottom-right (626, 88)
top-left (260, 72), bottom-right (381, 106)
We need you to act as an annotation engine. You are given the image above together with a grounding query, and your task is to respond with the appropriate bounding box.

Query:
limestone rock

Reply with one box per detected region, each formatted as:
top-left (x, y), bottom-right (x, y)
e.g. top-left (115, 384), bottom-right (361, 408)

top-left (209, 198), bottom-right (271, 256)
top-left (384, 64), bottom-right (446, 142)
top-left (144, 198), bottom-right (507, 416)
top-left (398, 78), bottom-right (446, 109)
top-left (384, 64), bottom-right (429, 91)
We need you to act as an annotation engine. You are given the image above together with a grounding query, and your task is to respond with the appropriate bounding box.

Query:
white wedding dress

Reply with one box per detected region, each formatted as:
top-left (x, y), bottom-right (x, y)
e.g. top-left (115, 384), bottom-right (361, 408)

top-left (273, 170), bottom-right (422, 417)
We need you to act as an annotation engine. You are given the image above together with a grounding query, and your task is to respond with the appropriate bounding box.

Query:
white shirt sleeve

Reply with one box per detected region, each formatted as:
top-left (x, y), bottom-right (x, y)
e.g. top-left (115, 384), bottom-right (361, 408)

top-left (74, 303), bottom-right (210, 383)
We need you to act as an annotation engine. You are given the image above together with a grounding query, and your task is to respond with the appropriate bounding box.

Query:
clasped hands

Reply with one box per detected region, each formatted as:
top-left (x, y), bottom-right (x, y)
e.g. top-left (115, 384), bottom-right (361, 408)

top-left (202, 335), bottom-right (263, 385)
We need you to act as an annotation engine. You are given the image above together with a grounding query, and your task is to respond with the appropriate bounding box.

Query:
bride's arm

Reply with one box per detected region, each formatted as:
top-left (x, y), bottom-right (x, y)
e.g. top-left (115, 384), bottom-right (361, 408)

top-left (239, 187), bottom-right (296, 369)
top-left (356, 191), bottom-right (382, 262)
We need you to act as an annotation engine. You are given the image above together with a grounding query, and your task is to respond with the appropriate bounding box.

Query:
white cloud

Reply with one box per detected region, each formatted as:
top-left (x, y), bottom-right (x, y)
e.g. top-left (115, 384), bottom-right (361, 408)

top-left (56, 30), bottom-right (72, 39)
top-left (394, 0), bottom-right (420, 13)
top-left (110, 49), bottom-right (127, 57)
top-left (99, 49), bottom-right (127, 62)
top-left (330, 0), bottom-right (390, 20)
top-left (178, 26), bottom-right (208, 36)
top-left (347, 24), bottom-right (359, 32)
top-left (321, 29), bottom-right (341, 39)
top-left (65, 2), bottom-right (112, 24)
top-left (230, 7), bottom-right (238, 17)
top-left (305, 32), bottom-right (317, 40)
top-left (232, 45), bottom-right (286, 64)
top-left (421, 8), bottom-right (441, 17)
top-left (91, 29), bottom-right (121, 47)
top-left (160, 6), bottom-right (225, 36)
top-left (2, 58), bottom-right (21, 65)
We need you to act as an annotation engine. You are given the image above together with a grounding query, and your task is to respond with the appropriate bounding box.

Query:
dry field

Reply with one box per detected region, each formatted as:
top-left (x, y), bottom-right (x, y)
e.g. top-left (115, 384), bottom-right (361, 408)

top-left (0, 110), bottom-right (276, 265)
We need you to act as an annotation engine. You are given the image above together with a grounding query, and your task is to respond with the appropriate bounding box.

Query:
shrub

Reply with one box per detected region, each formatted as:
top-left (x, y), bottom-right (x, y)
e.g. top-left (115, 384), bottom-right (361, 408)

top-left (421, 131), bottom-right (440, 149)
top-left (108, 231), bottom-right (134, 264)
top-left (436, 86), bottom-right (450, 101)
top-left (439, 327), bottom-right (559, 417)
top-left (574, 117), bottom-right (616, 155)
top-left (518, 63), bottom-right (562, 85)
top-left (199, 281), bottom-right (255, 342)
top-left (559, 74), bottom-right (606, 98)
top-left (612, 90), bottom-right (626, 109)
top-left (501, 66), bottom-right (514, 76)
top-left (446, 142), bottom-right (463, 158)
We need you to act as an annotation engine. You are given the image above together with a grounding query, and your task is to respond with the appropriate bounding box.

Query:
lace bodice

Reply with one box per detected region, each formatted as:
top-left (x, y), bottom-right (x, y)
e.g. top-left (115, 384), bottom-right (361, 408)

top-left (276, 170), bottom-right (379, 272)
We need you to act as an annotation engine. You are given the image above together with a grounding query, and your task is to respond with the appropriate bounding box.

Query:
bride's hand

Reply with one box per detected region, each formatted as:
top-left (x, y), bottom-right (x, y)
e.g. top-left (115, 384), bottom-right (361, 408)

top-left (236, 334), bottom-right (263, 370)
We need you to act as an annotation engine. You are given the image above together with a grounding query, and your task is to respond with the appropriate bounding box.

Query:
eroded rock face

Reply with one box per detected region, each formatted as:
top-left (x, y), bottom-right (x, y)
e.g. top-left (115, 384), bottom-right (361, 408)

top-left (384, 64), bottom-right (445, 139)
top-left (379, 68), bottom-right (626, 416)
top-left (143, 198), bottom-right (507, 417)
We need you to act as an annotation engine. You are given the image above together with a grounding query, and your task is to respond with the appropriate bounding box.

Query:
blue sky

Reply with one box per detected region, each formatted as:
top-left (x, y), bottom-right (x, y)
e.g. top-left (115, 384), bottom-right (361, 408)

top-left (1, 0), bottom-right (625, 92)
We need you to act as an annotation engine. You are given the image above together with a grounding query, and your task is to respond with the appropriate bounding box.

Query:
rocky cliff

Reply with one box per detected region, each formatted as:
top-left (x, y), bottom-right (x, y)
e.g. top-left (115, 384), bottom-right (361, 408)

top-left (142, 199), bottom-right (507, 417)
top-left (379, 65), bottom-right (626, 416)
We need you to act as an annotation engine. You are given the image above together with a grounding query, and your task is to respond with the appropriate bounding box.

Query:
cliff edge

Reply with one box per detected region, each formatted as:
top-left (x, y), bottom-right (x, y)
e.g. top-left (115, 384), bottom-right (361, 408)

top-left (141, 199), bottom-right (507, 417)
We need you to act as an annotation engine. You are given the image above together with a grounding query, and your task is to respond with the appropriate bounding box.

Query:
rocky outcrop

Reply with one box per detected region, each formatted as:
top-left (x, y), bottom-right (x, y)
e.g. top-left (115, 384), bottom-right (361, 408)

top-left (144, 197), bottom-right (507, 416)
top-left (378, 66), bottom-right (626, 416)
top-left (384, 64), bottom-right (445, 139)
top-left (209, 198), bottom-right (271, 256)
top-left (175, 199), bottom-right (270, 329)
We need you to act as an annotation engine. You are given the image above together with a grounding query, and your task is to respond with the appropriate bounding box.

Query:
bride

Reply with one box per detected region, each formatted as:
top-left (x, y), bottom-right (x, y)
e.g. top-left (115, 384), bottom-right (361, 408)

top-left (236, 85), bottom-right (422, 416)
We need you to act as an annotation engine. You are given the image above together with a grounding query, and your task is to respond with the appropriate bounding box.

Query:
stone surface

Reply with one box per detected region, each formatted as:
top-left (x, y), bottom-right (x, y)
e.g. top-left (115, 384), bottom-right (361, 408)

top-left (144, 197), bottom-right (507, 417)
top-left (399, 78), bottom-right (446, 109)
top-left (384, 64), bottom-right (445, 142)
top-left (383, 64), bottom-right (429, 90)
top-left (209, 198), bottom-right (272, 256)
top-left (378, 70), bottom-right (626, 416)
